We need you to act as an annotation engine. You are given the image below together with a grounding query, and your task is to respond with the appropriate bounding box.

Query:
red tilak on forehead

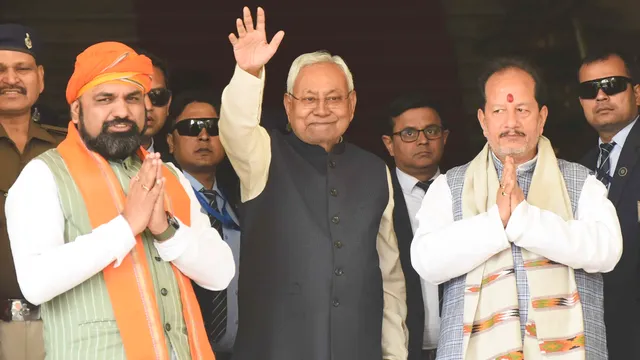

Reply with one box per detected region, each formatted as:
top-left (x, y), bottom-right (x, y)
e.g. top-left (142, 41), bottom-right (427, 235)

top-left (507, 93), bottom-right (514, 103)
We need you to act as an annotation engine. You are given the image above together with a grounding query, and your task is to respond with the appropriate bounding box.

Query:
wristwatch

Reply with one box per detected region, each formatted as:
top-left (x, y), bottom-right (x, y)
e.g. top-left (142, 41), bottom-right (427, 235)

top-left (154, 211), bottom-right (180, 242)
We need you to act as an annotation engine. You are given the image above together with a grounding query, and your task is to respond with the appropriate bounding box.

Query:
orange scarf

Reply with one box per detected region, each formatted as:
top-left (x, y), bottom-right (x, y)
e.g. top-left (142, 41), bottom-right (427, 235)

top-left (57, 121), bottom-right (215, 360)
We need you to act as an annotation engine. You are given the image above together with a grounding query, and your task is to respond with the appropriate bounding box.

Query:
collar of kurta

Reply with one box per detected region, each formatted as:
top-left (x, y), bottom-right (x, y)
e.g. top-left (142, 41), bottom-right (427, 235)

top-left (0, 119), bottom-right (57, 144)
top-left (285, 131), bottom-right (346, 156)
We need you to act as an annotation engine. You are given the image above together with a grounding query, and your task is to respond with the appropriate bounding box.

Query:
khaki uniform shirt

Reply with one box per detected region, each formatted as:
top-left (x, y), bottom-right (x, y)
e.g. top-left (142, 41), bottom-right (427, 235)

top-left (0, 121), bottom-right (66, 299)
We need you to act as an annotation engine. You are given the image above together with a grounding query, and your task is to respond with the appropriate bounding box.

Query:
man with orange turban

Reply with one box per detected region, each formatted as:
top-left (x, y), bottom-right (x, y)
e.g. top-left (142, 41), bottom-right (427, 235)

top-left (4, 41), bottom-right (234, 360)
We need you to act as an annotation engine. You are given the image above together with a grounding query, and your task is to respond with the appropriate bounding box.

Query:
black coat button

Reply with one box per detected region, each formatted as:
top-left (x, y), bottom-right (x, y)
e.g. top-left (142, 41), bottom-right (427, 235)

top-left (161, 288), bottom-right (168, 296)
top-left (334, 241), bottom-right (343, 249)
top-left (329, 160), bottom-right (336, 168)
top-left (332, 299), bottom-right (340, 307)
top-left (331, 216), bottom-right (340, 224)
top-left (334, 268), bottom-right (344, 276)
top-left (165, 323), bottom-right (171, 331)
top-left (330, 188), bottom-right (338, 197)
top-left (154, 256), bottom-right (162, 262)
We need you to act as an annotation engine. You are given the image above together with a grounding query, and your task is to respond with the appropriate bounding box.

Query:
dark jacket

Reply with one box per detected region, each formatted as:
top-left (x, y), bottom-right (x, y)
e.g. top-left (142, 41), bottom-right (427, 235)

top-left (580, 119), bottom-right (640, 360)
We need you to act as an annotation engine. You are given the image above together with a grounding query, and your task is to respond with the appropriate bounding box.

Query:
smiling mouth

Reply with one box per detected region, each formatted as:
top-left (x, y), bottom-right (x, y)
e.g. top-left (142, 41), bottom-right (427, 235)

top-left (0, 89), bottom-right (25, 96)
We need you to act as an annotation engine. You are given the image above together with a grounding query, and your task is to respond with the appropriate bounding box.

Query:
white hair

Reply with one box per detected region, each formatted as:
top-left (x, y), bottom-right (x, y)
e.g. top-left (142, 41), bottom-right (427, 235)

top-left (286, 50), bottom-right (354, 94)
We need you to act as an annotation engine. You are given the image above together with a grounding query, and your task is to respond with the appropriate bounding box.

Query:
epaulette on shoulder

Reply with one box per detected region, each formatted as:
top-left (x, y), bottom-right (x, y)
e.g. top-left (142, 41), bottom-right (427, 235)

top-left (40, 123), bottom-right (68, 136)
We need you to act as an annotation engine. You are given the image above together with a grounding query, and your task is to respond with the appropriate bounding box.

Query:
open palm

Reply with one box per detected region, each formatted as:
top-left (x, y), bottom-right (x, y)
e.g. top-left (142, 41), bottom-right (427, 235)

top-left (228, 7), bottom-right (285, 75)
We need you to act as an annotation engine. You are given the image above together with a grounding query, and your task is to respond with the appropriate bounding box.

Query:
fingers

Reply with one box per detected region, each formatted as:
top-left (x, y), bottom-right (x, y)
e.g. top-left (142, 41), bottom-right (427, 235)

top-left (269, 30), bottom-right (285, 53)
top-left (235, 18), bottom-right (246, 38)
top-left (228, 33), bottom-right (238, 46)
top-left (155, 157), bottom-right (163, 180)
top-left (148, 177), bottom-right (166, 201)
top-left (243, 6), bottom-right (254, 32)
top-left (256, 7), bottom-right (265, 32)
top-left (135, 153), bottom-right (161, 192)
top-left (138, 158), bottom-right (157, 190)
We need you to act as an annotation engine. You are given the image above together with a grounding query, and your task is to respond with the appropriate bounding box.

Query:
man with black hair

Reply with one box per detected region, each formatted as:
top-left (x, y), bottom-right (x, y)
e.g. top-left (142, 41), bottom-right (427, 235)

top-left (0, 23), bottom-right (66, 360)
top-left (382, 93), bottom-right (448, 360)
top-left (578, 48), bottom-right (640, 359)
top-left (135, 48), bottom-right (172, 153)
top-left (412, 56), bottom-right (621, 359)
top-left (167, 89), bottom-right (241, 360)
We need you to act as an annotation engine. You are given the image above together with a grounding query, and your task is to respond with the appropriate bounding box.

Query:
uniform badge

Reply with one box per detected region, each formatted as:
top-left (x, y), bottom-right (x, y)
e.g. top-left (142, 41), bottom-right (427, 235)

top-left (24, 33), bottom-right (32, 49)
top-left (618, 167), bottom-right (628, 177)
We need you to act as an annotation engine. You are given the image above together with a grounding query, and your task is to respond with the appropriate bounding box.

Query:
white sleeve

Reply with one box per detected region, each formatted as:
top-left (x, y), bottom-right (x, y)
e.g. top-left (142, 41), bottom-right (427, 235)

top-left (410, 174), bottom-right (510, 285)
top-left (507, 175), bottom-right (623, 273)
top-left (153, 163), bottom-right (235, 291)
top-left (6, 159), bottom-right (137, 305)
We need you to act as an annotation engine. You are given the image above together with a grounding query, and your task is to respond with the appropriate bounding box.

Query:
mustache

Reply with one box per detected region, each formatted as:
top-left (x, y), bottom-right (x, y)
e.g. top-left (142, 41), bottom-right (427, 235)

top-left (0, 86), bottom-right (27, 95)
top-left (499, 130), bottom-right (526, 138)
top-left (102, 118), bottom-right (137, 129)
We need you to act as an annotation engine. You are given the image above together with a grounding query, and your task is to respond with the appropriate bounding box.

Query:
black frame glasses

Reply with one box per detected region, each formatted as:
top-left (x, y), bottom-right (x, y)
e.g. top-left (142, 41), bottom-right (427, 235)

top-left (172, 118), bottom-right (219, 137)
top-left (392, 125), bottom-right (445, 143)
top-left (147, 88), bottom-right (172, 107)
top-left (578, 76), bottom-right (633, 99)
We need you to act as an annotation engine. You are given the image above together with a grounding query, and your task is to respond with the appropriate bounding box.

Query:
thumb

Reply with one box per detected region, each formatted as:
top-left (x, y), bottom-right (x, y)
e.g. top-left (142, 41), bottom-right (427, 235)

top-left (268, 30), bottom-right (285, 54)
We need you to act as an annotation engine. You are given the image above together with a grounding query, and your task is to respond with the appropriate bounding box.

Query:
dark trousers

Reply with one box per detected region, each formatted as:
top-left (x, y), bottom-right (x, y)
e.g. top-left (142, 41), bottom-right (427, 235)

top-left (422, 349), bottom-right (437, 360)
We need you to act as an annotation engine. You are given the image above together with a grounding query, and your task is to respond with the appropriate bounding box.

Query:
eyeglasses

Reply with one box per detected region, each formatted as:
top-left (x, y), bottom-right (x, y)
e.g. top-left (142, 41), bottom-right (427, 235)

top-left (147, 88), bottom-right (172, 107)
top-left (288, 92), bottom-right (351, 109)
top-left (173, 118), bottom-right (219, 137)
top-left (578, 76), bottom-right (633, 99)
top-left (392, 125), bottom-right (444, 143)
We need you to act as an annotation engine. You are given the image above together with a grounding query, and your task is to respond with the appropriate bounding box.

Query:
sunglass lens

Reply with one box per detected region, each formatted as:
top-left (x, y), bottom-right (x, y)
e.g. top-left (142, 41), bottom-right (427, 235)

top-left (148, 89), bottom-right (171, 107)
top-left (174, 121), bottom-right (199, 136)
top-left (579, 82), bottom-right (599, 99)
top-left (602, 77), bottom-right (629, 96)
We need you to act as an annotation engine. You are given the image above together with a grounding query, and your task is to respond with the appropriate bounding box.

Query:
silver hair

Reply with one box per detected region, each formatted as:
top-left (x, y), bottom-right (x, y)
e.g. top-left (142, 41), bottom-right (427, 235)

top-left (286, 50), bottom-right (354, 94)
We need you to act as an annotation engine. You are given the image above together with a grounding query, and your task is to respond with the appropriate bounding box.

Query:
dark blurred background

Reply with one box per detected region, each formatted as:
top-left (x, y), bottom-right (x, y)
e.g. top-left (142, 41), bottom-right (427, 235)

top-left (2, 0), bottom-right (638, 169)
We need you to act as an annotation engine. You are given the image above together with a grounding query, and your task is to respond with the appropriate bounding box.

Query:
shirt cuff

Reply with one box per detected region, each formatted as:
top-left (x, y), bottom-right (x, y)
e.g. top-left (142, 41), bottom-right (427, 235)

top-left (505, 200), bottom-right (529, 242)
top-left (153, 219), bottom-right (190, 262)
top-left (487, 204), bottom-right (511, 246)
top-left (95, 215), bottom-right (136, 267)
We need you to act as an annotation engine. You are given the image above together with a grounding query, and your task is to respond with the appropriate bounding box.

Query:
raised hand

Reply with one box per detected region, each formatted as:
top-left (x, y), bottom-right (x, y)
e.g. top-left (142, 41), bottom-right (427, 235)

top-left (122, 153), bottom-right (163, 235)
top-left (147, 154), bottom-right (168, 235)
top-left (228, 7), bottom-right (285, 77)
top-left (510, 181), bottom-right (525, 211)
top-left (497, 156), bottom-right (516, 228)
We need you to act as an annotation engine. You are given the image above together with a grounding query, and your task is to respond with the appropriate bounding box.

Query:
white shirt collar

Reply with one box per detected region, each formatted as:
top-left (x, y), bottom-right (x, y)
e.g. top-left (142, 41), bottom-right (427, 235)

top-left (396, 167), bottom-right (441, 194)
top-left (183, 170), bottom-right (218, 193)
top-left (146, 137), bottom-right (155, 153)
top-left (598, 116), bottom-right (638, 148)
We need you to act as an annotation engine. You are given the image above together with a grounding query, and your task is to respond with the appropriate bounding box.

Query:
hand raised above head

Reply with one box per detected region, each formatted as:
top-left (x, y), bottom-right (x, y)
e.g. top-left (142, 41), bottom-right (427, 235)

top-left (228, 6), bottom-right (285, 77)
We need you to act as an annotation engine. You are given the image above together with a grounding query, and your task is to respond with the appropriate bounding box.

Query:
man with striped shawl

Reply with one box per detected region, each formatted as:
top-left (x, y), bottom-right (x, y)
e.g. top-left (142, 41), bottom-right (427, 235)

top-left (5, 41), bottom-right (235, 360)
top-left (410, 57), bottom-right (622, 360)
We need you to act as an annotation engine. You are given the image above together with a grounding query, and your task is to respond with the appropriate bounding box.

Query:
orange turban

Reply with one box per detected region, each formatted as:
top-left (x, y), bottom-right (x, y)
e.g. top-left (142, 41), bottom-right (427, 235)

top-left (65, 41), bottom-right (153, 104)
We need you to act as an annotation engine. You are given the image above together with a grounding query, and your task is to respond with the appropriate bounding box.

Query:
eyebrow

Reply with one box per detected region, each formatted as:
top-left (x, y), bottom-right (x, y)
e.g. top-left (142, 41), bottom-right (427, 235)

top-left (94, 90), bottom-right (143, 98)
top-left (300, 89), bottom-right (343, 95)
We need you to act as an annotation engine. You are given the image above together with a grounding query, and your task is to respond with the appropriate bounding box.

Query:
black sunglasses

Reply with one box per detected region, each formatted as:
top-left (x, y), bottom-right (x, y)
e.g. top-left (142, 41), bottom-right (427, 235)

top-left (579, 76), bottom-right (633, 99)
top-left (173, 118), bottom-right (219, 137)
top-left (147, 88), bottom-right (172, 107)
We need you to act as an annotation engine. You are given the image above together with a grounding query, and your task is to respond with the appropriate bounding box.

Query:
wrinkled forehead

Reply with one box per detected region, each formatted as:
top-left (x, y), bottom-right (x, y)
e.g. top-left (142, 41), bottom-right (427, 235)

top-left (485, 69), bottom-right (536, 105)
top-left (293, 62), bottom-right (349, 94)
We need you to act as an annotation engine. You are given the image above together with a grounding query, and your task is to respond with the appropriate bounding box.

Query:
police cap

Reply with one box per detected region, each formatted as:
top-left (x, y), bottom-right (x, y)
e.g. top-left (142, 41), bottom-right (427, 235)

top-left (0, 24), bottom-right (40, 62)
